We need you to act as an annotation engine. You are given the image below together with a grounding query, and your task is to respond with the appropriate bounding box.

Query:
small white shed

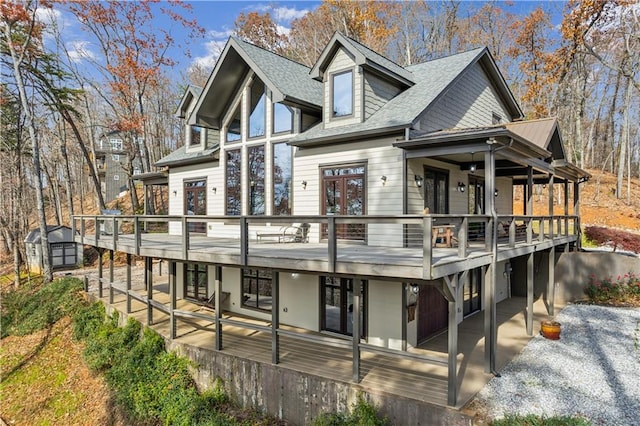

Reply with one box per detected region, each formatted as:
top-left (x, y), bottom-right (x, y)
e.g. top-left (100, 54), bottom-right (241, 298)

top-left (24, 225), bottom-right (83, 273)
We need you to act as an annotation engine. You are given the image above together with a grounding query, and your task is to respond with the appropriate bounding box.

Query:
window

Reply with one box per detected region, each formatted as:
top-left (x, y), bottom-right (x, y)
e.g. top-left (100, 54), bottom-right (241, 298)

top-left (190, 126), bottom-right (202, 146)
top-left (248, 145), bottom-right (265, 215)
top-left (226, 103), bottom-right (242, 142)
top-left (225, 149), bottom-right (241, 215)
top-left (112, 154), bottom-right (120, 161)
top-left (249, 80), bottom-right (266, 138)
top-left (424, 167), bottom-right (449, 214)
top-left (273, 143), bottom-right (292, 215)
top-left (242, 269), bottom-right (272, 311)
top-left (110, 138), bottom-right (122, 150)
top-left (321, 277), bottom-right (366, 337)
top-left (113, 175), bottom-right (120, 181)
top-left (492, 112), bottom-right (503, 125)
top-left (332, 70), bottom-right (353, 117)
top-left (185, 263), bottom-right (208, 302)
top-left (133, 167), bottom-right (141, 176)
top-left (273, 103), bottom-right (293, 134)
top-left (51, 242), bottom-right (76, 268)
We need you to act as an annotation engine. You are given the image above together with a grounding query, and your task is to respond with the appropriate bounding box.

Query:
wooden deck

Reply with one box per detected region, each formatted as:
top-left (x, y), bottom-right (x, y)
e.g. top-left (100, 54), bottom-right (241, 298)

top-left (77, 231), bottom-right (576, 281)
top-left (91, 273), bottom-right (559, 409)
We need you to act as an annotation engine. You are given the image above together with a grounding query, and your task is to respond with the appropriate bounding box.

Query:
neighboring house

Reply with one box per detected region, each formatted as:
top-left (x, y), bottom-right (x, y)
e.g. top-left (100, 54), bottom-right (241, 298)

top-left (24, 225), bottom-right (82, 273)
top-left (76, 33), bottom-right (589, 417)
top-left (95, 130), bottom-right (143, 203)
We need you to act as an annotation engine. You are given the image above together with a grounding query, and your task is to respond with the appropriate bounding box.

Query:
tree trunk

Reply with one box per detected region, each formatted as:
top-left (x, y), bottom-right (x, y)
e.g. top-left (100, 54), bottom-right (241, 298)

top-left (616, 81), bottom-right (630, 198)
top-left (3, 21), bottom-right (54, 283)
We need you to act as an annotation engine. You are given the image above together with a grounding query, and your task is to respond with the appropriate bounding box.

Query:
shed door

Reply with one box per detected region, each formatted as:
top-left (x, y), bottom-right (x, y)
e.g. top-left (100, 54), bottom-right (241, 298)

top-left (50, 243), bottom-right (76, 268)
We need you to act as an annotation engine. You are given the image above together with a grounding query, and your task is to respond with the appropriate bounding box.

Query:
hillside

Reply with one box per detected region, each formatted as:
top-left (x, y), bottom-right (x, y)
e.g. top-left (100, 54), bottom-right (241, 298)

top-left (514, 168), bottom-right (640, 233)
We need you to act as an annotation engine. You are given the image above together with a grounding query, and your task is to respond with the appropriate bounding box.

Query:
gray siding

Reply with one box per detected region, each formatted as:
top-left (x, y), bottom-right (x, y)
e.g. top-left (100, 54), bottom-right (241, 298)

top-left (418, 62), bottom-right (512, 132)
top-left (363, 73), bottom-right (402, 119)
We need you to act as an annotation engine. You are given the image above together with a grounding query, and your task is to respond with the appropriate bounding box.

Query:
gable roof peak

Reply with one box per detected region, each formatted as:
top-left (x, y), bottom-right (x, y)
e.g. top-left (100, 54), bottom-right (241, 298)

top-left (310, 31), bottom-right (414, 87)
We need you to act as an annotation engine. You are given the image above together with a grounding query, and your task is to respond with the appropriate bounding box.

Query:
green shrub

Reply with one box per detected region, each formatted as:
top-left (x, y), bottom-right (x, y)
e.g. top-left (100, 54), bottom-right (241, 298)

top-left (313, 393), bottom-right (388, 426)
top-left (492, 413), bottom-right (591, 425)
top-left (1, 277), bottom-right (84, 337)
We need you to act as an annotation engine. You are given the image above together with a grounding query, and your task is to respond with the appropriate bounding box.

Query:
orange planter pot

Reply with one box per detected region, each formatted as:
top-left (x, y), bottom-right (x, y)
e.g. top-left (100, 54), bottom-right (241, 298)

top-left (541, 321), bottom-right (561, 340)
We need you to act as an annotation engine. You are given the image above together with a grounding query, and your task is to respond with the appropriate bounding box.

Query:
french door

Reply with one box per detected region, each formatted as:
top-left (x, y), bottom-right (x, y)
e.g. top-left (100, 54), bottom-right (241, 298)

top-left (321, 277), bottom-right (366, 337)
top-left (322, 165), bottom-right (365, 240)
top-left (424, 167), bottom-right (448, 214)
top-left (184, 179), bottom-right (206, 233)
top-left (185, 263), bottom-right (208, 302)
top-left (463, 268), bottom-right (482, 316)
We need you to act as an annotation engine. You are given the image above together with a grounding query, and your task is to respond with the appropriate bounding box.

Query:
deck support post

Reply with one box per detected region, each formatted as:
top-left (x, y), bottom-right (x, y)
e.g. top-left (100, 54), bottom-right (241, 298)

top-left (574, 181), bottom-right (581, 250)
top-left (83, 276), bottom-right (89, 292)
top-left (328, 217), bottom-right (336, 273)
top-left (483, 264), bottom-right (497, 373)
top-left (548, 174), bottom-right (555, 241)
top-left (169, 260), bottom-right (177, 339)
top-left (272, 271), bottom-right (280, 364)
top-left (126, 253), bottom-right (132, 314)
top-left (563, 181), bottom-right (569, 236)
top-left (352, 278), bottom-right (362, 383)
top-left (548, 247), bottom-right (555, 316)
top-left (97, 249), bottom-right (103, 299)
top-left (108, 250), bottom-right (114, 304)
top-left (447, 274), bottom-right (460, 406)
top-left (214, 265), bottom-right (223, 351)
top-left (146, 257), bottom-right (153, 325)
top-left (401, 283), bottom-right (407, 351)
top-left (526, 252), bottom-right (534, 336)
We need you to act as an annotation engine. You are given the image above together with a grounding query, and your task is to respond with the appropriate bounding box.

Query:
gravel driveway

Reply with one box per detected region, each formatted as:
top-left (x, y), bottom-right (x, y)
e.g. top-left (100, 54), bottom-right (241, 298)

top-left (474, 304), bottom-right (640, 425)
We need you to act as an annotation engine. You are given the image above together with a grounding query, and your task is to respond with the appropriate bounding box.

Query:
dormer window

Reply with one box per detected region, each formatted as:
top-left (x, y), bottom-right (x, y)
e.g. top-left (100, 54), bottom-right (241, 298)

top-left (332, 70), bottom-right (353, 117)
top-left (249, 79), bottom-right (266, 138)
top-left (273, 103), bottom-right (293, 134)
top-left (190, 126), bottom-right (202, 146)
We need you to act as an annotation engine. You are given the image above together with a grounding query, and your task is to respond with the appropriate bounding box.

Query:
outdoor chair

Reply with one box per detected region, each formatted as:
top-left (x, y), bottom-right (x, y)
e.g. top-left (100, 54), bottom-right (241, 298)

top-left (256, 223), bottom-right (310, 243)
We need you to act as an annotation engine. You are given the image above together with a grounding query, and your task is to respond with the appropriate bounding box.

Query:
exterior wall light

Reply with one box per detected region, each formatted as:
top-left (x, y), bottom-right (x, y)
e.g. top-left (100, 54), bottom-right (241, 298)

top-left (301, 180), bottom-right (307, 190)
top-left (469, 152), bottom-right (476, 172)
top-left (172, 190), bottom-right (177, 196)
top-left (381, 175), bottom-right (387, 185)
top-left (212, 187), bottom-right (217, 194)
top-left (410, 284), bottom-right (420, 294)
top-left (457, 182), bottom-right (466, 192)
top-left (495, 189), bottom-right (499, 197)
top-left (414, 175), bottom-right (423, 188)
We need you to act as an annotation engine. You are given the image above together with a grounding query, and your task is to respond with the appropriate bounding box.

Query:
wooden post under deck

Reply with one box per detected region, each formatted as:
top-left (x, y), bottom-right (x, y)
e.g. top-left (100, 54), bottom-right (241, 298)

top-left (214, 265), bottom-right (223, 351)
top-left (548, 247), bottom-right (555, 316)
top-left (352, 278), bottom-right (362, 383)
top-left (272, 271), bottom-right (280, 364)
top-left (126, 253), bottom-right (132, 313)
top-left (574, 181), bottom-right (581, 250)
top-left (97, 249), bottom-right (103, 299)
top-left (447, 273), bottom-right (459, 406)
top-left (484, 148), bottom-right (497, 374)
top-left (170, 261), bottom-right (177, 339)
top-left (527, 252), bottom-right (534, 336)
top-left (146, 257), bottom-right (153, 325)
top-left (109, 250), bottom-right (114, 304)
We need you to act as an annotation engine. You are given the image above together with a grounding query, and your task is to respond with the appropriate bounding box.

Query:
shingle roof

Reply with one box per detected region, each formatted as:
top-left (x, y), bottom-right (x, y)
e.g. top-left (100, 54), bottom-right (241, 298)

top-left (155, 144), bottom-right (220, 168)
top-left (232, 37), bottom-right (323, 107)
top-left (290, 47), bottom-right (486, 145)
top-left (339, 34), bottom-right (414, 83)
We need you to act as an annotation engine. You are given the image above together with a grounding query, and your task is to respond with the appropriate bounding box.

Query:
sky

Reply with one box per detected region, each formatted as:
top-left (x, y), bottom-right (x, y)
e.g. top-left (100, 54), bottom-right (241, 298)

top-left (38, 1), bottom-right (568, 80)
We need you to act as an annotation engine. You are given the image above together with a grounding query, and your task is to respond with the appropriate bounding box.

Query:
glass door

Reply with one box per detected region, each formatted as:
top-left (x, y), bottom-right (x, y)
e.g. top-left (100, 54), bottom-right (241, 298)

top-left (184, 179), bottom-right (206, 233)
top-left (322, 165), bottom-right (365, 240)
top-left (424, 167), bottom-right (449, 214)
top-left (321, 277), bottom-right (366, 337)
top-left (463, 268), bottom-right (481, 316)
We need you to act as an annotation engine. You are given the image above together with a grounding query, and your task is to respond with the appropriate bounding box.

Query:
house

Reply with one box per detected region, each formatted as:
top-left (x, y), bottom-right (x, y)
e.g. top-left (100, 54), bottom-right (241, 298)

top-left (24, 225), bottom-right (83, 273)
top-left (74, 33), bottom-right (589, 422)
top-left (95, 130), bottom-right (143, 203)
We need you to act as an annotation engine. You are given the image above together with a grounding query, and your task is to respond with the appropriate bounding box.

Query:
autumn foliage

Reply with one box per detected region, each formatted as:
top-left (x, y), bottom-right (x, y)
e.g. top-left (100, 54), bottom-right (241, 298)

top-left (585, 226), bottom-right (640, 254)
